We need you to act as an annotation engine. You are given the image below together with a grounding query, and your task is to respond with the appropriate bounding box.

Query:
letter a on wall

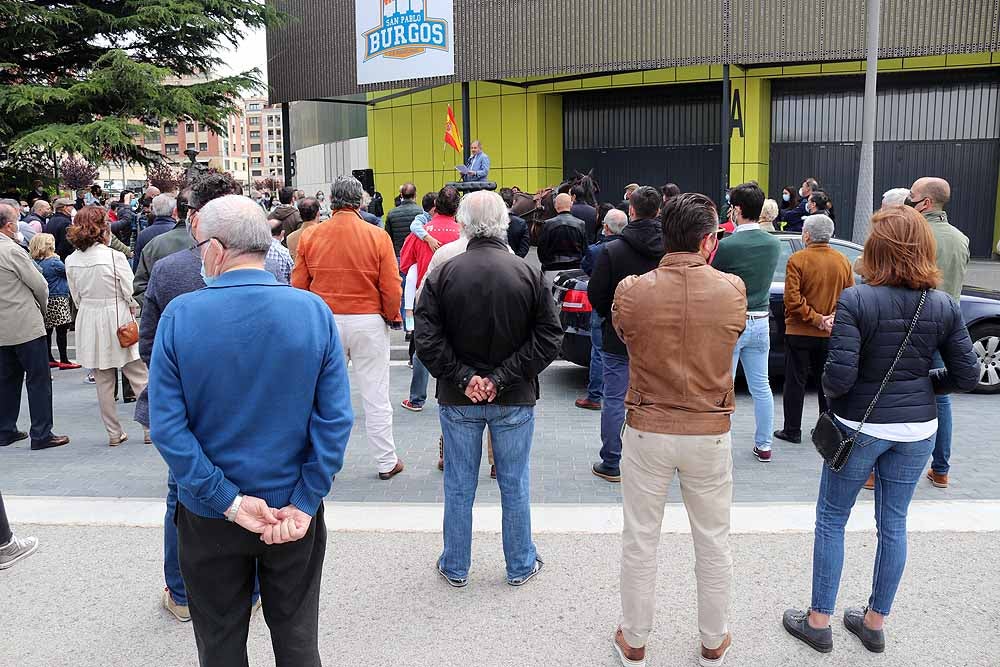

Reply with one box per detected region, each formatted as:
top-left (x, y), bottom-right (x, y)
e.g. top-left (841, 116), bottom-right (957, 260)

top-left (356, 0), bottom-right (455, 85)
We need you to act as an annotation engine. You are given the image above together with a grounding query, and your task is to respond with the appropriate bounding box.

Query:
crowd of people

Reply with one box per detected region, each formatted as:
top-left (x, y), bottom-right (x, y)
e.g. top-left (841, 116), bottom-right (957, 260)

top-left (0, 162), bottom-right (985, 667)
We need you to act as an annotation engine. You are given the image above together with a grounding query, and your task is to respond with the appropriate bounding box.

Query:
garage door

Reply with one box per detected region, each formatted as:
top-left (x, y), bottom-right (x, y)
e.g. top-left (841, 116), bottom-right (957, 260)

top-left (769, 72), bottom-right (1000, 256)
top-left (563, 84), bottom-right (722, 204)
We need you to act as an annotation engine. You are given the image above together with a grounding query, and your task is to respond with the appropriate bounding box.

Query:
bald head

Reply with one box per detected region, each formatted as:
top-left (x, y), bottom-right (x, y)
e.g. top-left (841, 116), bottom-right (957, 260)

top-left (554, 193), bottom-right (572, 213)
top-left (910, 177), bottom-right (950, 210)
top-left (0, 203), bottom-right (19, 238)
top-left (145, 185), bottom-right (161, 199)
top-left (32, 200), bottom-right (51, 217)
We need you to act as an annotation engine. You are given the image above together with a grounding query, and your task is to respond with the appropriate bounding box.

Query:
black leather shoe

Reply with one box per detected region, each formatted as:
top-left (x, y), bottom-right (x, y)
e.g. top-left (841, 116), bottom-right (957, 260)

top-left (592, 462), bottom-right (621, 483)
top-left (1, 431), bottom-right (29, 447)
top-left (843, 607), bottom-right (885, 653)
top-left (773, 429), bottom-right (802, 444)
top-left (31, 435), bottom-right (70, 451)
top-left (783, 609), bottom-right (833, 653)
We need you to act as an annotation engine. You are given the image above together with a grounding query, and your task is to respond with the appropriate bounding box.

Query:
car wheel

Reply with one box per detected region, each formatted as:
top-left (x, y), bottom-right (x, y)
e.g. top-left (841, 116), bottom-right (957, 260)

top-left (970, 323), bottom-right (1000, 395)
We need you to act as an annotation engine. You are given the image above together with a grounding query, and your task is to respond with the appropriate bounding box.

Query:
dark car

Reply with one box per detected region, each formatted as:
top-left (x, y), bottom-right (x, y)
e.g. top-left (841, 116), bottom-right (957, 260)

top-left (552, 234), bottom-right (1000, 394)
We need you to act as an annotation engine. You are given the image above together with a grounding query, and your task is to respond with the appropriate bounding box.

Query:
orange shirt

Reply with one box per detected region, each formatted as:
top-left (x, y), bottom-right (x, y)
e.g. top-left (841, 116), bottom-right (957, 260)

top-left (291, 209), bottom-right (402, 322)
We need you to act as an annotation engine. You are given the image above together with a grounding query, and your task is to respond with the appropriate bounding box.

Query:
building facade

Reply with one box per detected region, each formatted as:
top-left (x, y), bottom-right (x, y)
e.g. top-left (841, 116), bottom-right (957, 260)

top-left (267, 0), bottom-right (1000, 257)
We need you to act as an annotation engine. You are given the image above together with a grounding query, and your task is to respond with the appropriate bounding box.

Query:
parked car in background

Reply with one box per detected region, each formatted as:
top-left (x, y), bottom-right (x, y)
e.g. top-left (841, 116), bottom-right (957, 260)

top-left (552, 234), bottom-right (1000, 394)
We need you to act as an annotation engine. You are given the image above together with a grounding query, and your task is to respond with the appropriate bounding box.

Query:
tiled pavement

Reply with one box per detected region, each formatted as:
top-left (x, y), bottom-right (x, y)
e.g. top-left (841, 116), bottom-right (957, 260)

top-left (3, 349), bottom-right (998, 504)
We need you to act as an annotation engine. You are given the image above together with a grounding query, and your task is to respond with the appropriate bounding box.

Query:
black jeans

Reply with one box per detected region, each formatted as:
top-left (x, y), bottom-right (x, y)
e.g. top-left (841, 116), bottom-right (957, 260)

top-left (176, 503), bottom-right (326, 667)
top-left (0, 491), bottom-right (12, 546)
top-left (0, 336), bottom-right (53, 445)
top-left (782, 334), bottom-right (830, 435)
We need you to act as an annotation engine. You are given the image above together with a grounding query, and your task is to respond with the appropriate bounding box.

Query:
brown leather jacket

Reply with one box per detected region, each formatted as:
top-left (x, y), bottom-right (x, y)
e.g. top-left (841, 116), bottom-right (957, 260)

top-left (612, 253), bottom-right (747, 435)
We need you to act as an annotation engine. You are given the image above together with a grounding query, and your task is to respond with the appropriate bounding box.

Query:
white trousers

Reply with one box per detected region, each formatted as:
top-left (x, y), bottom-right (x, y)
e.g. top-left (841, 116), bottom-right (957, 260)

top-left (334, 314), bottom-right (398, 473)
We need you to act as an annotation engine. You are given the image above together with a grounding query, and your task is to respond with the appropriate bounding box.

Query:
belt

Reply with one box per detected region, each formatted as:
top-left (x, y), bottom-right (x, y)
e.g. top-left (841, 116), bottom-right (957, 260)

top-left (746, 313), bottom-right (769, 320)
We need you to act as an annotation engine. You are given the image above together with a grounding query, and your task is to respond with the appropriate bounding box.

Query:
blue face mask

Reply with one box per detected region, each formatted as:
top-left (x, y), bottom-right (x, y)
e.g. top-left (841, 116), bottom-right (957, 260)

top-left (200, 262), bottom-right (217, 286)
top-left (782, 192), bottom-right (791, 202)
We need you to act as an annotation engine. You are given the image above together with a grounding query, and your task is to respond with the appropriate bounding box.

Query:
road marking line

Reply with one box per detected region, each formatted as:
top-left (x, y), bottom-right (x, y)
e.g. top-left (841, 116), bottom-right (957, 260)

top-left (7, 497), bottom-right (1000, 534)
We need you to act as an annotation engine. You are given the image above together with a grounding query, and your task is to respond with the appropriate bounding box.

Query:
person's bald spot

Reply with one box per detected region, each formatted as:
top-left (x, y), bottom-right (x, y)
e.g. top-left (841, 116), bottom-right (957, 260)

top-left (911, 177), bottom-right (950, 209)
top-left (554, 193), bottom-right (572, 213)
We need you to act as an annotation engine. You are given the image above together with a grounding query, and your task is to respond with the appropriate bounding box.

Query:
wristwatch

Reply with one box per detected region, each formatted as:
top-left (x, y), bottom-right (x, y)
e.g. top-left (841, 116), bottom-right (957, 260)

top-left (225, 494), bottom-right (244, 523)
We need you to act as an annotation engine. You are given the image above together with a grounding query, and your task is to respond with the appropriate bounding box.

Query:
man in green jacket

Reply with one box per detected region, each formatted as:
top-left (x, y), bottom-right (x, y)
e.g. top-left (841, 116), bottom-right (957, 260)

top-left (907, 177), bottom-right (969, 489)
top-left (712, 182), bottom-right (781, 462)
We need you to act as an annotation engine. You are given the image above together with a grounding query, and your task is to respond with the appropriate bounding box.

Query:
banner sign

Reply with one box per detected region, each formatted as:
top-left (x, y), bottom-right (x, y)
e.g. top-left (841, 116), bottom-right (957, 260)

top-left (356, 0), bottom-right (455, 85)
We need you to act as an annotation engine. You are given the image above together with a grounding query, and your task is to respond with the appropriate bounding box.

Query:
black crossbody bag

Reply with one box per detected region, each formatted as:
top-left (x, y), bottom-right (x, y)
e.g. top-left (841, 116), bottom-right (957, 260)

top-left (812, 290), bottom-right (927, 472)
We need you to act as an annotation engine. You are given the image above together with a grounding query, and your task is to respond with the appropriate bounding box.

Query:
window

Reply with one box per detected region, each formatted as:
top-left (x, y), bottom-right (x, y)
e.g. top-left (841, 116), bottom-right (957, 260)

top-left (185, 123), bottom-right (194, 133)
top-left (186, 142), bottom-right (195, 150)
top-left (248, 116), bottom-right (260, 126)
top-left (165, 143), bottom-right (179, 155)
top-left (163, 124), bottom-right (177, 136)
top-left (251, 169), bottom-right (262, 177)
top-left (830, 240), bottom-right (864, 281)
top-left (772, 240), bottom-right (797, 282)
top-left (250, 143), bottom-right (261, 152)
top-left (224, 160), bottom-right (230, 170)
top-left (267, 129), bottom-right (274, 138)
top-left (247, 103), bottom-right (262, 111)
top-left (249, 130), bottom-right (260, 139)
top-left (199, 142), bottom-right (208, 151)
top-left (251, 157), bottom-right (261, 165)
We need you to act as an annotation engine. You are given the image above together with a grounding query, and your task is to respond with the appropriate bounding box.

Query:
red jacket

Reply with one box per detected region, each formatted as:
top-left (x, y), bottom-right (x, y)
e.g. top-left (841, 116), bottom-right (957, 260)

top-left (399, 214), bottom-right (461, 286)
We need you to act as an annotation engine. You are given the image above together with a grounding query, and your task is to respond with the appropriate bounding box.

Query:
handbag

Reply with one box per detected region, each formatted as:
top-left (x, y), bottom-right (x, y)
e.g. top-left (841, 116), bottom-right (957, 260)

top-left (111, 246), bottom-right (139, 348)
top-left (812, 289), bottom-right (927, 472)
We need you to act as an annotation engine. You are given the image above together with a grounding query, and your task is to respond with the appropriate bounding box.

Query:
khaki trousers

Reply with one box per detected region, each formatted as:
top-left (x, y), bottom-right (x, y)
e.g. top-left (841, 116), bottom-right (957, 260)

top-left (619, 425), bottom-right (733, 651)
top-left (94, 360), bottom-right (148, 440)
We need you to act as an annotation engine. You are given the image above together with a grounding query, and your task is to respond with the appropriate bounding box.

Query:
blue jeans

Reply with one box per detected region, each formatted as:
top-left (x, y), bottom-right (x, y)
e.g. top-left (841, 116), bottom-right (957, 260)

top-left (409, 354), bottom-right (429, 407)
top-left (731, 318), bottom-right (773, 450)
top-left (810, 431), bottom-right (935, 616)
top-left (930, 352), bottom-right (952, 474)
top-left (600, 352), bottom-right (629, 467)
top-left (587, 314), bottom-right (604, 402)
top-left (438, 404), bottom-right (537, 581)
top-left (164, 471), bottom-right (260, 606)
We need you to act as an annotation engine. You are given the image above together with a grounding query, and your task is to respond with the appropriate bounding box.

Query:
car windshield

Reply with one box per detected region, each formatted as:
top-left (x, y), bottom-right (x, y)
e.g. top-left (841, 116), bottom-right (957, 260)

top-left (771, 238), bottom-right (863, 282)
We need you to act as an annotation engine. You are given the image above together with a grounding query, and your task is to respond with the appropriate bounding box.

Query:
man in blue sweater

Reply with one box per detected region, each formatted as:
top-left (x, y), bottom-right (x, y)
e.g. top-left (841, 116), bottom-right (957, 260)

top-left (149, 195), bottom-right (354, 667)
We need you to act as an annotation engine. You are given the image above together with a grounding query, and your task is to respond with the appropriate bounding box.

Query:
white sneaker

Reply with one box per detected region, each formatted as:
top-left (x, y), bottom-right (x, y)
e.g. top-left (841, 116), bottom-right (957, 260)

top-left (0, 534), bottom-right (39, 570)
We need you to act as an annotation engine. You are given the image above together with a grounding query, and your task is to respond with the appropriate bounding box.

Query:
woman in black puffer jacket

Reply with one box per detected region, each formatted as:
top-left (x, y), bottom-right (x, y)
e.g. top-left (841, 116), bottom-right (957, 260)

top-left (783, 205), bottom-right (979, 655)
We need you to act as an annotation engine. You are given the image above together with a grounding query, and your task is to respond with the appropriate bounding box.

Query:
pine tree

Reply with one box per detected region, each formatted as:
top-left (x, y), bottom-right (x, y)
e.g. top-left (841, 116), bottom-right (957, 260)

top-left (0, 0), bottom-right (281, 187)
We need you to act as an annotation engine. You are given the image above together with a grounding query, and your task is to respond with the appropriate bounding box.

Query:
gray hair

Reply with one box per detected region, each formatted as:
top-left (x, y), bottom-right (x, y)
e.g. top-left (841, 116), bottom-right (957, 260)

top-left (456, 190), bottom-right (509, 241)
top-left (0, 202), bottom-right (18, 226)
top-left (152, 193), bottom-right (177, 217)
top-left (802, 214), bottom-right (834, 244)
top-left (604, 208), bottom-right (628, 235)
top-left (330, 176), bottom-right (364, 210)
top-left (760, 198), bottom-right (779, 223)
top-left (197, 195), bottom-right (271, 256)
top-left (881, 187), bottom-right (910, 208)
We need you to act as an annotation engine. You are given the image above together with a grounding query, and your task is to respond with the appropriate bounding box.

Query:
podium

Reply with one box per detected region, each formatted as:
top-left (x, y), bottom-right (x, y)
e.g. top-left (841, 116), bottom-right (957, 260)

top-left (446, 181), bottom-right (498, 193)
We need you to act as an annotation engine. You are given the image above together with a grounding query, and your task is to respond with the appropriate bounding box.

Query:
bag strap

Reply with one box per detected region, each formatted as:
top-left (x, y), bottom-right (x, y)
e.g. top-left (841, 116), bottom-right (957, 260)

top-left (111, 245), bottom-right (121, 330)
top-left (851, 289), bottom-right (928, 433)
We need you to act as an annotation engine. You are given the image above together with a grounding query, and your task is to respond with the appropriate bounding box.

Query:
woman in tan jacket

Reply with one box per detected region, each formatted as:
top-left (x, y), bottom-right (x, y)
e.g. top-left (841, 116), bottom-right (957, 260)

top-left (65, 206), bottom-right (149, 446)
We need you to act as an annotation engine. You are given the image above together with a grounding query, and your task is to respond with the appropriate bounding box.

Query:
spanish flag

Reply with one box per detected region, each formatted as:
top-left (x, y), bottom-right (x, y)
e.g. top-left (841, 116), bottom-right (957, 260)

top-left (444, 105), bottom-right (463, 154)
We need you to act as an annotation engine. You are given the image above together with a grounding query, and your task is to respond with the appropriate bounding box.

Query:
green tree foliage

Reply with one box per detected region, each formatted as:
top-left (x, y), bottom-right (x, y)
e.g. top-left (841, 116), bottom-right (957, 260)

top-left (0, 0), bottom-right (281, 186)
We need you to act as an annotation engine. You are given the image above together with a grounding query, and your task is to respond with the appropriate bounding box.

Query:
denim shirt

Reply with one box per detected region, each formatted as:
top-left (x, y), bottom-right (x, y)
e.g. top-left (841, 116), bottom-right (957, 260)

top-left (35, 256), bottom-right (69, 296)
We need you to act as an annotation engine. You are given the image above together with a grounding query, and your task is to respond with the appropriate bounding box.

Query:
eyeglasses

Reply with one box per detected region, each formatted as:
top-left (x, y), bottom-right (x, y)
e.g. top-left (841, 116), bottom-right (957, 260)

top-left (192, 237), bottom-right (226, 252)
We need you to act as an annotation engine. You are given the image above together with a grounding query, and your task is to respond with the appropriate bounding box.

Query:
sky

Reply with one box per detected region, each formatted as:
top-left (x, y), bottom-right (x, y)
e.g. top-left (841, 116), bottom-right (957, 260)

top-left (216, 27), bottom-right (269, 83)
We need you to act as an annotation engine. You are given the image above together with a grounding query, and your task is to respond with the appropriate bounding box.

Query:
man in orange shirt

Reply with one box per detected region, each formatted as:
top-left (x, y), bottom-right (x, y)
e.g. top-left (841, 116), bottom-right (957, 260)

top-left (292, 176), bottom-right (404, 479)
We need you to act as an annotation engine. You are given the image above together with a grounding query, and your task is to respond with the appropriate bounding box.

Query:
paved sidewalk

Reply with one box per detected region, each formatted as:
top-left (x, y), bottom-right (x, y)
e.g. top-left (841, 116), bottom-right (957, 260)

top-left (4, 362), bottom-right (999, 503)
top-left (967, 259), bottom-right (1000, 290)
top-left (1, 525), bottom-right (995, 666)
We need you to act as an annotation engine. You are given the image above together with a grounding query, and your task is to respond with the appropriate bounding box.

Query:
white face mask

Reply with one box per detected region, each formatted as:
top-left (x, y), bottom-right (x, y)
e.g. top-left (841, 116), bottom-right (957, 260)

top-left (798, 188), bottom-right (806, 198)
top-left (15, 231), bottom-right (25, 244)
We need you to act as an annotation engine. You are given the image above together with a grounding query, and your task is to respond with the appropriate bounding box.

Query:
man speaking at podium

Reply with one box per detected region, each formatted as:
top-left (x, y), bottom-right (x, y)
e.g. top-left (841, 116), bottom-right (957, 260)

top-left (458, 140), bottom-right (491, 183)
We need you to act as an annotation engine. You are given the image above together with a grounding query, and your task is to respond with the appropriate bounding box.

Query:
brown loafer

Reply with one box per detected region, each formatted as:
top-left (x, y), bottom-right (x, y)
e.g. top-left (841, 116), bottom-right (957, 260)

top-left (700, 633), bottom-right (732, 666)
top-left (379, 459), bottom-right (404, 480)
top-left (614, 627), bottom-right (645, 666)
top-left (575, 398), bottom-right (602, 411)
top-left (30, 435), bottom-right (70, 451)
top-left (863, 473), bottom-right (875, 490)
top-left (926, 469), bottom-right (949, 488)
